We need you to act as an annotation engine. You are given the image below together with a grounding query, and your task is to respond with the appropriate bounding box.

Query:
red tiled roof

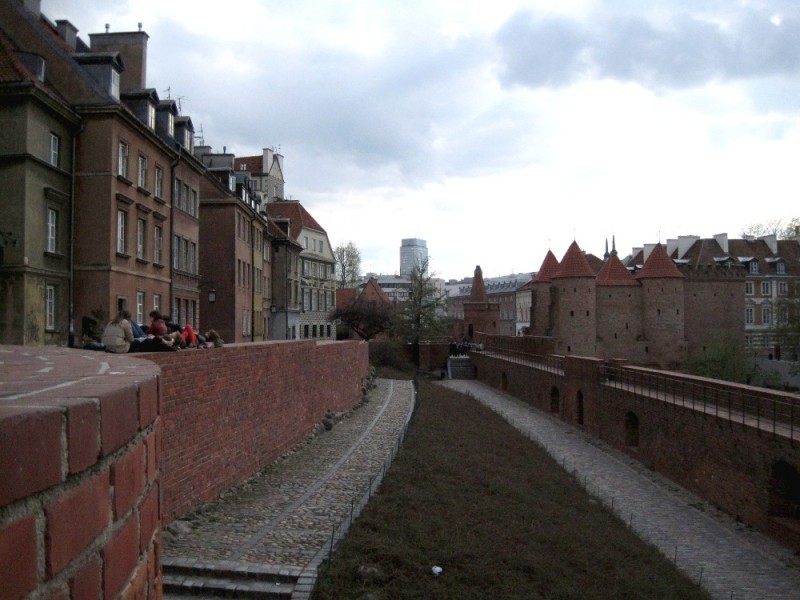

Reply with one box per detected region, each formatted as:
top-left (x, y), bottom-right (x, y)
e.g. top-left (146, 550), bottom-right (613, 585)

top-left (0, 29), bottom-right (26, 83)
top-left (634, 244), bottom-right (684, 280)
top-left (360, 277), bottom-right (393, 305)
top-left (553, 241), bottom-right (596, 279)
top-left (265, 200), bottom-right (326, 240)
top-left (234, 155), bottom-right (262, 174)
top-left (596, 254), bottom-right (638, 286)
top-left (468, 265), bottom-right (487, 301)
top-left (532, 250), bottom-right (559, 283)
top-left (585, 253), bottom-right (605, 275)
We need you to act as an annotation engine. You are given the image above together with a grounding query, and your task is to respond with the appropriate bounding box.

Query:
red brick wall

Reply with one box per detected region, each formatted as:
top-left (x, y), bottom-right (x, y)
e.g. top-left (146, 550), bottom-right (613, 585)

top-left (150, 339), bottom-right (368, 523)
top-left (473, 350), bottom-right (800, 551)
top-left (0, 349), bottom-right (162, 600)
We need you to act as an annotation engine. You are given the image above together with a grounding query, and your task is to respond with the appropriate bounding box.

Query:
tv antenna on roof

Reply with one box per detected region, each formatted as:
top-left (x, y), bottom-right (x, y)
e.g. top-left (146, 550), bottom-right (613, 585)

top-left (194, 124), bottom-right (205, 146)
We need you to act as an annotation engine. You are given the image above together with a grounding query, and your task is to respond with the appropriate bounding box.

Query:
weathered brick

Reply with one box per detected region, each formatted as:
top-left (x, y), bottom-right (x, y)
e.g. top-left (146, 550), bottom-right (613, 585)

top-left (100, 385), bottom-right (140, 456)
top-left (70, 557), bottom-right (101, 600)
top-left (0, 406), bottom-right (63, 506)
top-left (66, 399), bottom-right (99, 473)
top-left (121, 561), bottom-right (148, 600)
top-left (138, 483), bottom-right (159, 553)
top-left (0, 515), bottom-right (38, 600)
top-left (45, 470), bottom-right (109, 577)
top-left (138, 377), bottom-right (159, 429)
top-left (111, 441), bottom-right (146, 519)
top-left (144, 431), bottom-right (158, 483)
top-left (102, 517), bottom-right (139, 599)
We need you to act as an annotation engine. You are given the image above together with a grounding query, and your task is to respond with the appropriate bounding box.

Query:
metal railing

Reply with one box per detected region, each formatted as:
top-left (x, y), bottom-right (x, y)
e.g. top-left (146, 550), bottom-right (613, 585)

top-left (475, 348), bottom-right (564, 375)
top-left (602, 365), bottom-right (800, 441)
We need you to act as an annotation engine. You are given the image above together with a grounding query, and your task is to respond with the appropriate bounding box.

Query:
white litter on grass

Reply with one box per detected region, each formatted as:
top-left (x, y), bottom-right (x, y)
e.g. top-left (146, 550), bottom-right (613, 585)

top-left (431, 566), bottom-right (443, 576)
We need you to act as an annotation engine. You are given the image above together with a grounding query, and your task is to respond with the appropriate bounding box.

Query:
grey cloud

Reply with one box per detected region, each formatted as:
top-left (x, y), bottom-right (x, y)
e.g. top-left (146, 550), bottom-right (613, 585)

top-left (496, 7), bottom-right (800, 91)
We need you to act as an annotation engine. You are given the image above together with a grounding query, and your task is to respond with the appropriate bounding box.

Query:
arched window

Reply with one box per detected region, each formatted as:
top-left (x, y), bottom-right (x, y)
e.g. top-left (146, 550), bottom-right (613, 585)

top-left (769, 461), bottom-right (800, 518)
top-left (550, 386), bottom-right (560, 413)
top-left (624, 411), bottom-right (639, 447)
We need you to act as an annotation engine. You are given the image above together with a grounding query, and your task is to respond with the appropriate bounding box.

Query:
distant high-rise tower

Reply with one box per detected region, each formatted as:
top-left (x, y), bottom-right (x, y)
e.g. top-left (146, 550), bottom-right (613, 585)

top-left (399, 238), bottom-right (428, 277)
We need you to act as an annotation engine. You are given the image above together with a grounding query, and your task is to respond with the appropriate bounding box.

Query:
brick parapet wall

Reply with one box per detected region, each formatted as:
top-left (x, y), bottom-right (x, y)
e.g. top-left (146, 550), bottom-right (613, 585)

top-left (0, 347), bottom-right (162, 600)
top-left (473, 350), bottom-right (800, 551)
top-left (148, 340), bottom-right (369, 523)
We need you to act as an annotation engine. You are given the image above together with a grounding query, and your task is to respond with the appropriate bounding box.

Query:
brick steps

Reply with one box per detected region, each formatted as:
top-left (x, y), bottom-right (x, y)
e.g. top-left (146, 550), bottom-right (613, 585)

top-left (448, 356), bottom-right (476, 379)
top-left (162, 558), bottom-right (300, 599)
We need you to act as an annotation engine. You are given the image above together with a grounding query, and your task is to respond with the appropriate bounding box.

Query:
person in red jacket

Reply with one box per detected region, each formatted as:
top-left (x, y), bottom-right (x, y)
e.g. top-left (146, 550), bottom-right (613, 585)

top-left (148, 310), bottom-right (168, 336)
top-left (182, 323), bottom-right (198, 347)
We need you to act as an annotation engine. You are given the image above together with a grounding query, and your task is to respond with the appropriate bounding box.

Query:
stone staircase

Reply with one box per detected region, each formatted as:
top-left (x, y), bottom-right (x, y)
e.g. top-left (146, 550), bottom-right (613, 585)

top-left (448, 356), bottom-right (475, 380)
top-left (162, 558), bottom-right (308, 599)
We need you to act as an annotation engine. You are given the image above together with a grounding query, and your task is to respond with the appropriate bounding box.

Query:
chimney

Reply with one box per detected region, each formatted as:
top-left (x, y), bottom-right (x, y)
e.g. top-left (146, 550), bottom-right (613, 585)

top-left (262, 148), bottom-right (273, 173)
top-left (713, 233), bottom-right (729, 254)
top-left (56, 20), bottom-right (79, 50)
top-left (89, 30), bottom-right (149, 91)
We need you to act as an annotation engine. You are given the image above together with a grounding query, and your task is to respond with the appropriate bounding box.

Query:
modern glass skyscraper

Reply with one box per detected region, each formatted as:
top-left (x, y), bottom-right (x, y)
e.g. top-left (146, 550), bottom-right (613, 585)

top-left (399, 238), bottom-right (428, 277)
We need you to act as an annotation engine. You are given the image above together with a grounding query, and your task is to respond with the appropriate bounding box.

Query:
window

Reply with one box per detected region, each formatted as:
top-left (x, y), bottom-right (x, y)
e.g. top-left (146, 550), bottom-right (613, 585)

top-left (46, 208), bottom-right (57, 253)
top-left (173, 235), bottom-right (180, 269)
top-left (147, 104), bottom-right (156, 130)
top-left (49, 133), bottom-right (60, 167)
top-left (111, 69), bottom-right (120, 99)
top-left (153, 293), bottom-right (161, 312)
top-left (777, 262), bottom-right (786, 274)
top-left (45, 285), bottom-right (55, 331)
top-left (762, 305), bottom-right (772, 325)
top-left (136, 291), bottom-right (145, 323)
top-left (154, 225), bottom-right (163, 264)
top-left (190, 189), bottom-right (198, 216)
top-left (188, 241), bottom-right (197, 274)
top-left (137, 154), bottom-right (147, 190)
top-left (745, 306), bottom-right (754, 324)
top-left (303, 288), bottom-right (310, 311)
top-left (174, 178), bottom-right (182, 210)
top-left (118, 141), bottom-right (129, 178)
top-left (155, 166), bottom-right (163, 198)
top-left (117, 210), bottom-right (127, 254)
top-left (167, 113), bottom-right (174, 137)
top-left (761, 281), bottom-right (771, 296)
top-left (136, 218), bottom-right (146, 260)
top-left (749, 261), bottom-right (759, 274)
top-left (304, 236), bottom-right (308, 249)
top-left (779, 281), bottom-right (788, 296)
top-left (745, 281), bottom-right (753, 295)
top-left (303, 260), bottom-right (310, 276)
top-left (320, 241), bottom-right (324, 253)
top-left (183, 183), bottom-right (190, 212)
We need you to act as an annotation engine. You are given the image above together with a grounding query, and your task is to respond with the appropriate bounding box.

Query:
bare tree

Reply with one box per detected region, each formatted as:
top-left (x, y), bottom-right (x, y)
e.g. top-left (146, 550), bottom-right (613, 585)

top-left (334, 241), bottom-right (362, 289)
top-left (741, 217), bottom-right (800, 240)
top-left (330, 296), bottom-right (394, 341)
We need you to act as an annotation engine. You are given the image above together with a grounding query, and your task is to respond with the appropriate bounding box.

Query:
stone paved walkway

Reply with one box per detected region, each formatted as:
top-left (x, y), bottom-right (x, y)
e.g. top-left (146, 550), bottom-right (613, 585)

top-left (442, 380), bottom-right (800, 600)
top-left (162, 378), bottom-right (416, 598)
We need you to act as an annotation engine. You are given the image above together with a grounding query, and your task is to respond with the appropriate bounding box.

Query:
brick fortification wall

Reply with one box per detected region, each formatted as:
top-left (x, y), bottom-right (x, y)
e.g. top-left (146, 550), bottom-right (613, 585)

top-left (0, 348), bottom-right (162, 600)
top-left (149, 340), bottom-right (369, 523)
top-left (472, 349), bottom-right (800, 551)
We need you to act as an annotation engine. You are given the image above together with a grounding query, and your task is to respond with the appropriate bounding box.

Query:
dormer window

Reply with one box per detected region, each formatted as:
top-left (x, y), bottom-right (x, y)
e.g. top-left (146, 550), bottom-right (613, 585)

top-left (228, 176), bottom-right (236, 192)
top-left (147, 104), bottom-right (156, 130)
top-left (111, 69), bottom-right (120, 99)
top-left (168, 113), bottom-right (174, 137)
top-left (749, 260), bottom-right (759, 274)
top-left (777, 262), bottom-right (786, 274)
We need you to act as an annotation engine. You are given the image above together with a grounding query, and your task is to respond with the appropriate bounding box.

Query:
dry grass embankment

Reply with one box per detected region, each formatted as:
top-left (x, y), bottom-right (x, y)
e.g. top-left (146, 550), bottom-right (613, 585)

top-left (313, 380), bottom-right (711, 599)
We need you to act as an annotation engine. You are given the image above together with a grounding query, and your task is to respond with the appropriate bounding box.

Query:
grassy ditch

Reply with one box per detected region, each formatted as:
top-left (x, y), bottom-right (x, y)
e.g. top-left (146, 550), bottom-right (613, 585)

top-left (312, 381), bottom-right (711, 600)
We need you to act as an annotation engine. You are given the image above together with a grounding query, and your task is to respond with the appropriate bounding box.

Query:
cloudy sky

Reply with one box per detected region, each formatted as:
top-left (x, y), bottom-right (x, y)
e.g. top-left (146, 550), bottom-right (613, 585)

top-left (44, 0), bottom-right (800, 281)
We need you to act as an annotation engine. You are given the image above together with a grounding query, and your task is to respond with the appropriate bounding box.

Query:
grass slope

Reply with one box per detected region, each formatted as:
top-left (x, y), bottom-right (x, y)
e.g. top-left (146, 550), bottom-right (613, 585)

top-left (313, 381), bottom-right (711, 600)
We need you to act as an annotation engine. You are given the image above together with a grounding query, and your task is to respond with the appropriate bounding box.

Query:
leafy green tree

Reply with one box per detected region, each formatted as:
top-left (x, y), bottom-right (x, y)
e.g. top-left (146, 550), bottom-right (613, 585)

top-left (389, 258), bottom-right (450, 364)
top-left (684, 337), bottom-right (758, 384)
top-left (334, 241), bottom-right (362, 289)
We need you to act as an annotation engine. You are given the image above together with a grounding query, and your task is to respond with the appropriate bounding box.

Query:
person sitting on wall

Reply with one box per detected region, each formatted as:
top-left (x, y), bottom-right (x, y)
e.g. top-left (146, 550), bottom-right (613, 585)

top-left (181, 323), bottom-right (199, 347)
top-left (101, 310), bottom-right (134, 353)
top-left (148, 310), bottom-right (168, 336)
top-left (204, 329), bottom-right (224, 348)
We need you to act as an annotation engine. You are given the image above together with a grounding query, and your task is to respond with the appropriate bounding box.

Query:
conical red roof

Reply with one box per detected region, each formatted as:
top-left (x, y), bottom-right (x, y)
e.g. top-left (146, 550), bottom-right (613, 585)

top-left (469, 265), bottom-right (487, 301)
top-left (634, 244), bottom-right (684, 280)
top-left (532, 250), bottom-right (560, 283)
top-left (596, 254), bottom-right (638, 286)
top-left (553, 241), bottom-right (596, 279)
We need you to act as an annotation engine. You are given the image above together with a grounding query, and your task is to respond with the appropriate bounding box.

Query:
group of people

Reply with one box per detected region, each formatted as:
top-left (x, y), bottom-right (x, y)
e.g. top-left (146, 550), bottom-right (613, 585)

top-left (92, 310), bottom-right (224, 354)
